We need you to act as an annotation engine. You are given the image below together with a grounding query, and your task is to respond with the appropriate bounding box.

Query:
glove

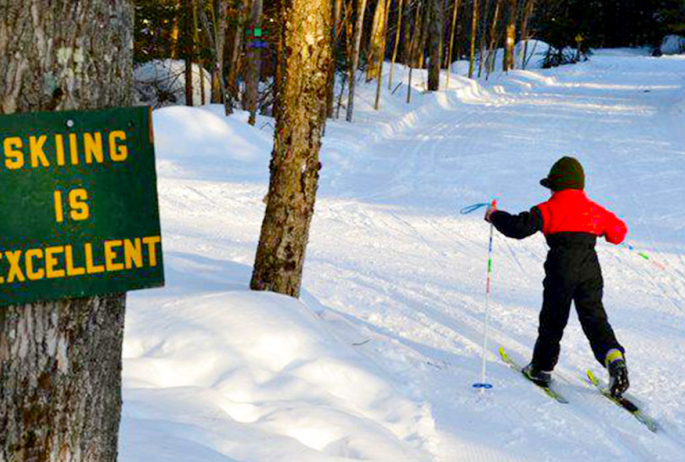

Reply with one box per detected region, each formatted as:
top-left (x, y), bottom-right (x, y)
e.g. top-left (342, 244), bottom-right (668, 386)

top-left (484, 200), bottom-right (497, 223)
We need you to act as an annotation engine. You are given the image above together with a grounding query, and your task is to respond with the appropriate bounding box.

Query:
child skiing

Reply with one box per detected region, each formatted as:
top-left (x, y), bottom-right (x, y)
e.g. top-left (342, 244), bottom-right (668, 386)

top-left (485, 156), bottom-right (630, 397)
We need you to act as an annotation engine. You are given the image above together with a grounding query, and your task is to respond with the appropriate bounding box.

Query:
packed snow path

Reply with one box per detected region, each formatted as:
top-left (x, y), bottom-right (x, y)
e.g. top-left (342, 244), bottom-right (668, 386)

top-left (122, 50), bottom-right (685, 461)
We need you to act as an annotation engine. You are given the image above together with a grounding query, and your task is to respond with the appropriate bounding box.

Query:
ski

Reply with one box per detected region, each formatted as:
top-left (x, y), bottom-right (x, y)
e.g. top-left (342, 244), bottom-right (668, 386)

top-left (498, 347), bottom-right (569, 403)
top-left (585, 369), bottom-right (659, 433)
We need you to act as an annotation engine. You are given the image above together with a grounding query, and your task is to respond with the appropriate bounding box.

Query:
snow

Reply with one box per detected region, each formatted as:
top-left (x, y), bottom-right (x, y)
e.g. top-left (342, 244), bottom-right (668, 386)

top-left (659, 35), bottom-right (685, 55)
top-left (134, 59), bottom-right (212, 107)
top-left (121, 51), bottom-right (685, 461)
top-left (514, 40), bottom-right (551, 69)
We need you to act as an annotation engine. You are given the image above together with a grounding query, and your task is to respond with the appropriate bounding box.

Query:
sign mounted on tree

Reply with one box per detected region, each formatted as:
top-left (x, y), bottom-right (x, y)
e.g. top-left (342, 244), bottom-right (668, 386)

top-left (0, 106), bottom-right (164, 307)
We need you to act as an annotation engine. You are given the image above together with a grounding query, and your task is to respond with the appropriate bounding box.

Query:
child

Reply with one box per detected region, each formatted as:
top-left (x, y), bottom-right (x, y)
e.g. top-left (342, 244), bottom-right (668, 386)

top-left (485, 156), bottom-right (629, 397)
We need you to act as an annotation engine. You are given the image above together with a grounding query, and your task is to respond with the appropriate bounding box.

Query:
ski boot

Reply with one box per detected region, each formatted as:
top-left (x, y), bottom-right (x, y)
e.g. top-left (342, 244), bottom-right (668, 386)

top-left (605, 349), bottom-right (629, 398)
top-left (522, 363), bottom-right (552, 387)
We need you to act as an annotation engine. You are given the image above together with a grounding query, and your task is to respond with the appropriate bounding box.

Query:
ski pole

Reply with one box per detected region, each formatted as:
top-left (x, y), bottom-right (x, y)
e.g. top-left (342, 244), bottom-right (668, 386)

top-left (621, 242), bottom-right (666, 270)
top-left (471, 199), bottom-right (497, 393)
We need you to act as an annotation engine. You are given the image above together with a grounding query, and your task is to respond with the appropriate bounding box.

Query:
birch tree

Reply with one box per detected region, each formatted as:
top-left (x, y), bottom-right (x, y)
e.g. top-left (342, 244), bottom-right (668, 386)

top-left (250, 0), bottom-right (332, 297)
top-left (0, 0), bottom-right (133, 460)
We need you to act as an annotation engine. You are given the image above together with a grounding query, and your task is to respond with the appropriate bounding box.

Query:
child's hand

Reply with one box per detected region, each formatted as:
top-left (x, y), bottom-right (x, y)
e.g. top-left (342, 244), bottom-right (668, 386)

top-left (484, 201), bottom-right (497, 222)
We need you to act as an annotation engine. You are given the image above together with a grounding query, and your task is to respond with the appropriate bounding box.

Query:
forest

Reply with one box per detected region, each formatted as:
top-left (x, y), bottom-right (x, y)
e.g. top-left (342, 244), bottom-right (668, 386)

top-left (134, 0), bottom-right (685, 118)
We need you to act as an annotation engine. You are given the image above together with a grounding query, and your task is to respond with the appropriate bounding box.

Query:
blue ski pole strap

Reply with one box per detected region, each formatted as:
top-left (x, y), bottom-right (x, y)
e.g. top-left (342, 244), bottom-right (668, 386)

top-left (473, 383), bottom-right (494, 389)
top-left (460, 202), bottom-right (490, 215)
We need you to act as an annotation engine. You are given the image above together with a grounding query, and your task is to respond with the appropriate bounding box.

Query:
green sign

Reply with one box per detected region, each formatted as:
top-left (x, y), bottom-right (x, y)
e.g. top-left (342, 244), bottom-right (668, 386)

top-left (0, 106), bottom-right (164, 307)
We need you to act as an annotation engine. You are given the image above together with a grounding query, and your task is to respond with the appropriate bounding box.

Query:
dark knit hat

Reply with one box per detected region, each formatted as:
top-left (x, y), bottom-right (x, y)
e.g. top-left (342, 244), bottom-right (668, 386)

top-left (540, 156), bottom-right (585, 191)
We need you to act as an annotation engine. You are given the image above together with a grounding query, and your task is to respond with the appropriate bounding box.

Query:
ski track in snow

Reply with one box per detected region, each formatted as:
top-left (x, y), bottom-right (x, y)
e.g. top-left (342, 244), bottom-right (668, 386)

top-left (125, 50), bottom-right (685, 461)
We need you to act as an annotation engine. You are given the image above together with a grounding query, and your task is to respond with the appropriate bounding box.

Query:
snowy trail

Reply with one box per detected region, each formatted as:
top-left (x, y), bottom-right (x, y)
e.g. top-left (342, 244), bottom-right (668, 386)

top-left (309, 51), bottom-right (685, 460)
top-left (123, 50), bottom-right (685, 461)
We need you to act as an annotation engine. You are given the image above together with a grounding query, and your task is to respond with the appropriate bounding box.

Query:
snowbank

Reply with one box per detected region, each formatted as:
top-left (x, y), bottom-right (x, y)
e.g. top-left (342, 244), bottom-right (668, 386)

top-left (121, 50), bottom-right (685, 461)
top-left (121, 290), bottom-right (437, 461)
top-left (515, 40), bottom-right (551, 69)
top-left (660, 35), bottom-right (685, 55)
top-left (448, 40), bottom-right (552, 78)
top-left (151, 105), bottom-right (272, 182)
top-left (135, 59), bottom-right (212, 107)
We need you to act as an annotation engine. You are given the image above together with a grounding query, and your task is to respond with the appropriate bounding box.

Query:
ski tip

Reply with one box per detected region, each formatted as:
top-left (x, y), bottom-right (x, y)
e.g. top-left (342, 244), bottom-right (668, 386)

top-left (586, 369), bottom-right (597, 384)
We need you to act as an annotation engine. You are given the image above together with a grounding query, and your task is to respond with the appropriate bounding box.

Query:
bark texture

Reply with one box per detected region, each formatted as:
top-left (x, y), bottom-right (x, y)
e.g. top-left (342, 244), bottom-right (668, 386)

top-left (184, 0), bottom-right (196, 106)
top-left (250, 0), bottom-right (332, 297)
top-left (0, 1), bottom-right (132, 460)
top-left (427, 0), bottom-right (444, 91)
top-left (0, 296), bottom-right (126, 462)
top-left (244, 0), bottom-right (263, 125)
top-left (0, 0), bottom-right (133, 114)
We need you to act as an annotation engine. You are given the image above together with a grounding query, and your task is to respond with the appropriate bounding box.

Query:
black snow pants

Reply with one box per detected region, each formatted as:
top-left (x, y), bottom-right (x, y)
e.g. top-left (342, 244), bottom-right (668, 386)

top-left (532, 233), bottom-right (624, 371)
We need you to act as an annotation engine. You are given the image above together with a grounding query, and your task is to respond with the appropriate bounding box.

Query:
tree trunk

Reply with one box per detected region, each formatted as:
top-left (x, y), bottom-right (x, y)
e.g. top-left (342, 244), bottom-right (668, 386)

top-left (374, 0), bottom-right (391, 109)
top-left (226, 0), bottom-right (247, 114)
top-left (477, 0), bottom-right (488, 78)
top-left (244, 0), bottom-right (263, 125)
top-left (503, 0), bottom-right (516, 71)
top-left (468, 0), bottom-right (479, 78)
top-left (0, 1), bottom-right (132, 460)
top-left (184, 0), bottom-right (195, 106)
top-left (201, 0), bottom-right (228, 104)
top-left (250, 0), bottom-right (332, 297)
top-left (486, 0), bottom-right (501, 78)
top-left (519, 0), bottom-right (535, 69)
top-left (326, 0), bottom-right (344, 118)
top-left (427, 0), bottom-right (444, 91)
top-left (417, 6), bottom-right (429, 70)
top-left (170, 3), bottom-right (181, 60)
top-left (388, 0), bottom-right (404, 90)
top-left (402, 0), bottom-right (414, 63)
top-left (406, 0), bottom-right (423, 103)
top-left (346, 0), bottom-right (367, 122)
top-left (367, 0), bottom-right (388, 81)
top-left (445, 0), bottom-right (460, 87)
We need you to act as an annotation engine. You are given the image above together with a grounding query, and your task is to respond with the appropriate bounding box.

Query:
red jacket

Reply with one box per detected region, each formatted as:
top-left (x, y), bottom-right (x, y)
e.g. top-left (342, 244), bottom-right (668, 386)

top-left (536, 190), bottom-right (627, 244)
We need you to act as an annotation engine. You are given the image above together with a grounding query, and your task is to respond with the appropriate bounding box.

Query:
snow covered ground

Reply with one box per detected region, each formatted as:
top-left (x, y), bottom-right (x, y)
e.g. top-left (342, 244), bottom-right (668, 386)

top-left (120, 49), bottom-right (685, 461)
